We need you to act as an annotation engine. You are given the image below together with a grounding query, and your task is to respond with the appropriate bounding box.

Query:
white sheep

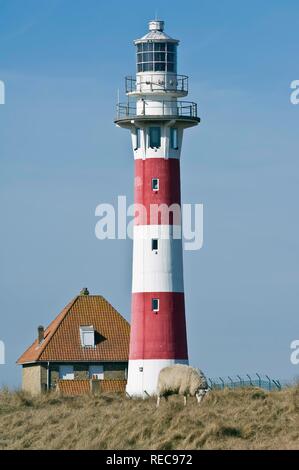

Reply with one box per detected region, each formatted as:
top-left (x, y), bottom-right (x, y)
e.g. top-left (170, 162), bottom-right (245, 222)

top-left (156, 364), bottom-right (208, 407)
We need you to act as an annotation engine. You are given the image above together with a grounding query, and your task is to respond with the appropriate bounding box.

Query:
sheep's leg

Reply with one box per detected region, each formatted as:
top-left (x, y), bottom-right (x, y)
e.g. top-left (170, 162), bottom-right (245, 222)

top-left (156, 395), bottom-right (160, 408)
top-left (183, 395), bottom-right (187, 406)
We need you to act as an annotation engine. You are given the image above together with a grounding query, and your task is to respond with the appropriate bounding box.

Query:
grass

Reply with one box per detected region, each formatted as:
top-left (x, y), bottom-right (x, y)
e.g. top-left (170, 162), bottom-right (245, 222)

top-left (0, 386), bottom-right (298, 450)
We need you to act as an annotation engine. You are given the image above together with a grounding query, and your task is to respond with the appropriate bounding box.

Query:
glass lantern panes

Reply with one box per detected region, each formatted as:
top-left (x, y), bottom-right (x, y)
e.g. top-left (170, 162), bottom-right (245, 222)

top-left (136, 42), bottom-right (177, 73)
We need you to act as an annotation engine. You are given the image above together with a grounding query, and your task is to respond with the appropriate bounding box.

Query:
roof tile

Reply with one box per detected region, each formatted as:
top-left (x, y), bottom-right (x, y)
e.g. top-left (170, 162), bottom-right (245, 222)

top-left (57, 379), bottom-right (127, 396)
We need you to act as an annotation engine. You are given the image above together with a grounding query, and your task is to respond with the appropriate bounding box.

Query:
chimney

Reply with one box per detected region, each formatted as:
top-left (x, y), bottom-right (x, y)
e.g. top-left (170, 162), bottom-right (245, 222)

top-left (38, 325), bottom-right (44, 344)
top-left (80, 287), bottom-right (89, 296)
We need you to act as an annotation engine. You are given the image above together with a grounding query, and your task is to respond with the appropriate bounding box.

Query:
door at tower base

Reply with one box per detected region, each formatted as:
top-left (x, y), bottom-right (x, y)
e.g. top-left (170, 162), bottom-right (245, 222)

top-left (126, 359), bottom-right (189, 397)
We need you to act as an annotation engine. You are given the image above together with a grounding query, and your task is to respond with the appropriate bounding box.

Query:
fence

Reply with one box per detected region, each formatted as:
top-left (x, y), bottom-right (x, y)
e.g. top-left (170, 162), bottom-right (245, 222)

top-left (208, 374), bottom-right (282, 391)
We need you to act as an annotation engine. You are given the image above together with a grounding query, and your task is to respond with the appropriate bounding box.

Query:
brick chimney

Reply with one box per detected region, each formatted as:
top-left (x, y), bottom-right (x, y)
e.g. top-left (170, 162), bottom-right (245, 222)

top-left (38, 325), bottom-right (44, 344)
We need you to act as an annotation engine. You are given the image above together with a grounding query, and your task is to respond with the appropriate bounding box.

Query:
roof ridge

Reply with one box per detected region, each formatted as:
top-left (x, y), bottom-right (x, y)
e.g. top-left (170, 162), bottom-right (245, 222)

top-left (37, 296), bottom-right (79, 360)
top-left (99, 296), bottom-right (130, 327)
top-left (17, 296), bottom-right (79, 364)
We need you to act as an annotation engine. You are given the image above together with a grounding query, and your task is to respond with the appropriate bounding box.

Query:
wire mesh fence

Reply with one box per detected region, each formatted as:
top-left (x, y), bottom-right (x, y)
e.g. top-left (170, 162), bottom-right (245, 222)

top-left (208, 374), bottom-right (282, 391)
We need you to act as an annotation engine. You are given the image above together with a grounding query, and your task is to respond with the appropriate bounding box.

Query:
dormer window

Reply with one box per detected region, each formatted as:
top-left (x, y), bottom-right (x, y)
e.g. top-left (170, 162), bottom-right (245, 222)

top-left (80, 326), bottom-right (95, 348)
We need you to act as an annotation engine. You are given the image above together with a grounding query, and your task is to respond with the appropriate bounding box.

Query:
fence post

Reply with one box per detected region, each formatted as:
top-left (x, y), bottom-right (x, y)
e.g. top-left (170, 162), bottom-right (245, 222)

top-left (265, 375), bottom-right (272, 391)
top-left (228, 376), bottom-right (234, 389)
top-left (247, 374), bottom-right (253, 387)
top-left (256, 373), bottom-right (262, 388)
top-left (275, 380), bottom-right (282, 390)
top-left (219, 377), bottom-right (225, 390)
top-left (237, 375), bottom-right (243, 387)
top-left (272, 379), bottom-right (280, 390)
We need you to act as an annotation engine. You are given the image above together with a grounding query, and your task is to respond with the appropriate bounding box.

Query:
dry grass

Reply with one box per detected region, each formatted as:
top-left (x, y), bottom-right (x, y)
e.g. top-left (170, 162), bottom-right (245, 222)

top-left (0, 386), bottom-right (298, 450)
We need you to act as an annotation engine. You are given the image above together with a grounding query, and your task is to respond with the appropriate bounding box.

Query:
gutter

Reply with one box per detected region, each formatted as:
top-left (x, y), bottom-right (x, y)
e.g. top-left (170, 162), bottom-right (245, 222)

top-left (47, 361), bottom-right (50, 391)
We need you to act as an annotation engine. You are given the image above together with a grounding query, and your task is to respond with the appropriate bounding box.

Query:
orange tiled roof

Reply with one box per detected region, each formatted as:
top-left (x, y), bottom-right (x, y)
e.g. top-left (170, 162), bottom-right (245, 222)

top-left (100, 380), bottom-right (127, 393)
top-left (57, 380), bottom-right (91, 396)
top-left (57, 379), bottom-right (127, 396)
top-left (17, 295), bottom-right (130, 364)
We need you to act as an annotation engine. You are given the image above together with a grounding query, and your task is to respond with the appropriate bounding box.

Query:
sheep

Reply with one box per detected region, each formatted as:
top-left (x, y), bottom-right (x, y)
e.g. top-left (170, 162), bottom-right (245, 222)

top-left (156, 364), bottom-right (208, 407)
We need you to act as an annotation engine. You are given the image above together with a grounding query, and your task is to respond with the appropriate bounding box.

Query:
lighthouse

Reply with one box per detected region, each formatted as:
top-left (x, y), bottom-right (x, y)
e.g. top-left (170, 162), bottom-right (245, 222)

top-left (115, 20), bottom-right (200, 396)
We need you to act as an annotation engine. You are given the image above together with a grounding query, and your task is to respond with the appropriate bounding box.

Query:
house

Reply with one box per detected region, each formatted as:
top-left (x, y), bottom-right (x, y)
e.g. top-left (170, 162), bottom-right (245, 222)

top-left (17, 288), bottom-right (130, 395)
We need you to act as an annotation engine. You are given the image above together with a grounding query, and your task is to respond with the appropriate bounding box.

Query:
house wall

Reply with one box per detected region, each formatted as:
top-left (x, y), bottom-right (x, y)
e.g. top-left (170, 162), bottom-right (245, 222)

top-left (49, 362), bottom-right (127, 389)
top-left (49, 364), bottom-right (60, 389)
top-left (22, 364), bottom-right (47, 395)
top-left (74, 364), bottom-right (89, 380)
top-left (22, 362), bottom-right (128, 394)
top-left (104, 362), bottom-right (127, 380)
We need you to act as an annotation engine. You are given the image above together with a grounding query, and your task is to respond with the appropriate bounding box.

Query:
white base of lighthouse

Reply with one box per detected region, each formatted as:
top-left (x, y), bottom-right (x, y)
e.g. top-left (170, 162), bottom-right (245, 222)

top-left (126, 359), bottom-right (189, 397)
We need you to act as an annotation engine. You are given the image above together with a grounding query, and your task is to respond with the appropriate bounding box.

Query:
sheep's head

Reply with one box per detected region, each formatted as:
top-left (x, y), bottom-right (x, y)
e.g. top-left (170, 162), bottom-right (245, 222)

top-left (195, 388), bottom-right (209, 404)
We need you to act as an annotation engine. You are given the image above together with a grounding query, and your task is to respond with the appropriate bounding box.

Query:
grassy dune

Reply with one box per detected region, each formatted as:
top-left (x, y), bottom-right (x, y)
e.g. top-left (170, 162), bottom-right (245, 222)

top-left (0, 386), bottom-right (298, 450)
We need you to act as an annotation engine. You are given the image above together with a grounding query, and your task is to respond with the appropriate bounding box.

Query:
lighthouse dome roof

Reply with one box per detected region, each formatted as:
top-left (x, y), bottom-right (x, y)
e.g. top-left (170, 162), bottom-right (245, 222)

top-left (134, 20), bottom-right (179, 44)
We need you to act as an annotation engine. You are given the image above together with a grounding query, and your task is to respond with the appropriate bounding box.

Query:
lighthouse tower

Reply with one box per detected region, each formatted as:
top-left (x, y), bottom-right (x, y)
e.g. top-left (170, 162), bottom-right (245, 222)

top-left (115, 20), bottom-right (200, 396)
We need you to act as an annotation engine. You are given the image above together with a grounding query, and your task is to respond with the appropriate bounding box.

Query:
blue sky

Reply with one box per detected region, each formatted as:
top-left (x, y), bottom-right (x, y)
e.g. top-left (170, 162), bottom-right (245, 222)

top-left (0, 0), bottom-right (299, 387)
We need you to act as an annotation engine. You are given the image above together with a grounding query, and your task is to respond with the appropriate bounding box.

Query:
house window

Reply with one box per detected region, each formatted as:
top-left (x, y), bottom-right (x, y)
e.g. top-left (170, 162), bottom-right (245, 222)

top-left (152, 178), bottom-right (159, 191)
top-left (89, 365), bottom-right (104, 380)
top-left (152, 298), bottom-right (159, 312)
top-left (152, 239), bottom-right (158, 251)
top-left (149, 127), bottom-right (161, 148)
top-left (135, 127), bottom-right (141, 150)
top-left (170, 128), bottom-right (179, 149)
top-left (59, 365), bottom-right (74, 380)
top-left (80, 326), bottom-right (95, 348)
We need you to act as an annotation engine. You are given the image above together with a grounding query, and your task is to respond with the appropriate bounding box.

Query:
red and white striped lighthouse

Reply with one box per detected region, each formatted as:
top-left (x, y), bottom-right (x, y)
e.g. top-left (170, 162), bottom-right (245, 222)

top-left (115, 20), bottom-right (200, 396)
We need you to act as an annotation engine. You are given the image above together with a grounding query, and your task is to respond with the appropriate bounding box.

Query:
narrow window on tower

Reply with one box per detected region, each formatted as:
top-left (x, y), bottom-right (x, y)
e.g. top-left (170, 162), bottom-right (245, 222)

top-left (152, 298), bottom-right (159, 313)
top-left (135, 127), bottom-right (141, 150)
top-left (152, 178), bottom-right (159, 191)
top-left (152, 239), bottom-right (158, 252)
top-left (149, 127), bottom-right (161, 148)
top-left (170, 128), bottom-right (179, 150)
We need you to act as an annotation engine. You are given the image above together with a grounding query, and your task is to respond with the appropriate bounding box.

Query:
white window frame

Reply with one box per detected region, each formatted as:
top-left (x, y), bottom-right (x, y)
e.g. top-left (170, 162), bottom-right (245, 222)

top-left (152, 177), bottom-right (159, 191)
top-left (80, 326), bottom-right (95, 348)
top-left (152, 298), bottom-right (160, 312)
top-left (59, 365), bottom-right (74, 380)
